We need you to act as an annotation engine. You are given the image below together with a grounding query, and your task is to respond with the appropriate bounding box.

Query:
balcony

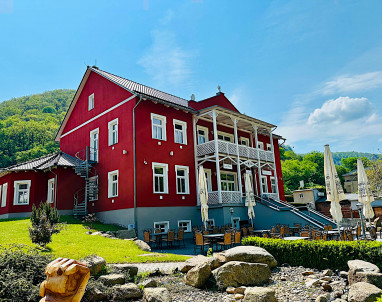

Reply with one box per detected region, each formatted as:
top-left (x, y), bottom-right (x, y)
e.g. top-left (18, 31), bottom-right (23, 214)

top-left (196, 140), bottom-right (274, 162)
top-left (206, 191), bottom-right (243, 205)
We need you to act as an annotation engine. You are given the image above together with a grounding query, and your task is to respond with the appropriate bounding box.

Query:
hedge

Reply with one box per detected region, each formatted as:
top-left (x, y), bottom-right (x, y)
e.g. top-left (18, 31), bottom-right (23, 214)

top-left (242, 237), bottom-right (382, 271)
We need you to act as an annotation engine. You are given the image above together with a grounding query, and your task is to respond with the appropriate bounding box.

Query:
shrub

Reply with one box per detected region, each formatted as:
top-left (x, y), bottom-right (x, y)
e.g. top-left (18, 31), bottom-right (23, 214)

top-left (242, 237), bottom-right (382, 271)
top-left (0, 245), bottom-right (52, 301)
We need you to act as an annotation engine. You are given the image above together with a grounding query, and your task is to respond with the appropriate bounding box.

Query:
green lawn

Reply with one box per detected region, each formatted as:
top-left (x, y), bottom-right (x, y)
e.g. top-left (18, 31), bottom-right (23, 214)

top-left (0, 216), bottom-right (189, 263)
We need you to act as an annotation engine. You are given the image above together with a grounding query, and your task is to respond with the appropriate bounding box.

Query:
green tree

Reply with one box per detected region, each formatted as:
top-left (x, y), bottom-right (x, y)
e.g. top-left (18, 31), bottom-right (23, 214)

top-left (340, 157), bottom-right (370, 172)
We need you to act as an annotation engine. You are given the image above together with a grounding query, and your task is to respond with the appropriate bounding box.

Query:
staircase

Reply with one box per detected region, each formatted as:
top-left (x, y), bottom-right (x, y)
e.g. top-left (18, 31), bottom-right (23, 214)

top-left (73, 147), bottom-right (98, 217)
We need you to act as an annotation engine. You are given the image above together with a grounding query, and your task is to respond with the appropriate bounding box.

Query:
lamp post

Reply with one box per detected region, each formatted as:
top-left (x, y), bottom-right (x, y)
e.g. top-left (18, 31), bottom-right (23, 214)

top-left (356, 203), bottom-right (366, 239)
top-left (229, 207), bottom-right (234, 228)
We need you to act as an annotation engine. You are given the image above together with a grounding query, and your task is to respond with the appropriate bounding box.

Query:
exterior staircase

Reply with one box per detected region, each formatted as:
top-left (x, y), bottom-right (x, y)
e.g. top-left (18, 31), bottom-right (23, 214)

top-left (73, 147), bottom-right (98, 217)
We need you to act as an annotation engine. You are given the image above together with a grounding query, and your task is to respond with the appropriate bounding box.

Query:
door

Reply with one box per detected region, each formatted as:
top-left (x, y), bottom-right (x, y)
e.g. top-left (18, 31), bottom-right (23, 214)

top-left (90, 129), bottom-right (99, 161)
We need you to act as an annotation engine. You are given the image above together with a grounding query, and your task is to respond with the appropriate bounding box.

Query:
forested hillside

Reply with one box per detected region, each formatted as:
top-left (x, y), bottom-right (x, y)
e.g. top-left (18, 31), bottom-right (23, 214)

top-left (0, 90), bottom-right (75, 168)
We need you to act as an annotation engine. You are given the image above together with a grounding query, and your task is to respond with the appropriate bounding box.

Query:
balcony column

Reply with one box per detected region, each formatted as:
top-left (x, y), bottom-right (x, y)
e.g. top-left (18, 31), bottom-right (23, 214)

top-left (232, 118), bottom-right (242, 196)
top-left (269, 128), bottom-right (280, 199)
top-left (212, 110), bottom-right (222, 204)
top-left (253, 125), bottom-right (263, 197)
top-left (193, 115), bottom-right (200, 205)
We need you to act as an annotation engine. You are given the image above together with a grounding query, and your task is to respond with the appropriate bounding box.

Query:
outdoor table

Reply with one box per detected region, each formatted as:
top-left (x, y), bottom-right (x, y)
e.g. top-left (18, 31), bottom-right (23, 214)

top-left (203, 233), bottom-right (224, 250)
top-left (327, 230), bottom-right (341, 240)
top-left (152, 232), bottom-right (168, 249)
top-left (283, 236), bottom-right (309, 241)
top-left (252, 229), bottom-right (269, 236)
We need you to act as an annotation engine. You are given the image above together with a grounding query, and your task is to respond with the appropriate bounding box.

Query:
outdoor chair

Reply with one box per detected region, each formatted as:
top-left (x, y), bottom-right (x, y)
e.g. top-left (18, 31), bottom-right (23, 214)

top-left (163, 230), bottom-right (175, 248)
top-left (194, 232), bottom-right (209, 254)
top-left (324, 225), bottom-right (329, 231)
top-left (322, 232), bottom-right (328, 241)
top-left (328, 225), bottom-right (333, 230)
top-left (313, 232), bottom-right (321, 240)
top-left (276, 224), bottom-right (281, 232)
top-left (300, 230), bottom-right (310, 238)
top-left (283, 225), bottom-right (291, 237)
top-left (263, 232), bottom-right (269, 238)
top-left (234, 231), bottom-right (241, 246)
top-left (143, 230), bottom-right (155, 247)
top-left (203, 230), bottom-right (209, 235)
top-left (217, 232), bottom-right (232, 250)
top-left (213, 226), bottom-right (219, 234)
top-left (346, 230), bottom-right (354, 241)
top-left (248, 227), bottom-right (254, 236)
top-left (369, 226), bottom-right (377, 240)
top-left (176, 229), bottom-right (185, 247)
top-left (220, 226), bottom-right (226, 234)
top-left (242, 227), bottom-right (248, 238)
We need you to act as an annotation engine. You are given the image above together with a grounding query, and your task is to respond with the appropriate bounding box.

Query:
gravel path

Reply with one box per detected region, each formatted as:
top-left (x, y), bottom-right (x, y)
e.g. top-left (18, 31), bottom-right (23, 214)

top-left (133, 262), bottom-right (184, 274)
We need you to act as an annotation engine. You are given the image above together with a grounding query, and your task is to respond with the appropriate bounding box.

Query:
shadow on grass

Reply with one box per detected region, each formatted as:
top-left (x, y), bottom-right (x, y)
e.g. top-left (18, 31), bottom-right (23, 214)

top-left (59, 215), bottom-right (127, 232)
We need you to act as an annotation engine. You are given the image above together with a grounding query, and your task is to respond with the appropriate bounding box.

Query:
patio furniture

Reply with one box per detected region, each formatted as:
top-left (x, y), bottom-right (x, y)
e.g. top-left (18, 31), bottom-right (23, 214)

top-left (212, 226), bottom-right (219, 234)
top-left (284, 236), bottom-right (309, 241)
top-left (346, 230), bottom-right (354, 241)
top-left (220, 226), bottom-right (226, 234)
top-left (217, 232), bottom-right (232, 250)
top-left (283, 225), bottom-right (291, 237)
top-left (322, 232), bottom-right (328, 241)
top-left (242, 227), bottom-right (248, 238)
top-left (300, 230), bottom-right (310, 238)
top-left (234, 230), bottom-right (241, 246)
top-left (248, 227), bottom-right (254, 236)
top-left (163, 230), bottom-right (175, 248)
top-left (143, 230), bottom-right (155, 247)
top-left (194, 232), bottom-right (209, 254)
top-left (313, 232), bottom-right (321, 240)
top-left (204, 233), bottom-right (224, 250)
top-left (176, 229), bottom-right (185, 247)
top-left (369, 226), bottom-right (377, 240)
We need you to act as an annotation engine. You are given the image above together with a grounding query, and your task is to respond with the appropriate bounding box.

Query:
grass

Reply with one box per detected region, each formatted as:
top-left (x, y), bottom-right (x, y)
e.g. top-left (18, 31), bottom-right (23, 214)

top-left (0, 215), bottom-right (190, 263)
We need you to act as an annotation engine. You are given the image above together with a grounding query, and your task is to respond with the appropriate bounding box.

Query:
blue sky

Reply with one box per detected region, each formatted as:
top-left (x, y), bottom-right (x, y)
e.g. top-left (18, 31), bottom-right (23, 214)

top-left (0, 0), bottom-right (381, 154)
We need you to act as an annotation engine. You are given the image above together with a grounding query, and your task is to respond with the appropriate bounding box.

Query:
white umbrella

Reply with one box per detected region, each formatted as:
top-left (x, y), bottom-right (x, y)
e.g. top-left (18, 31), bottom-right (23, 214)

top-left (324, 144), bottom-right (346, 225)
top-left (199, 166), bottom-right (209, 229)
top-left (245, 173), bottom-right (256, 226)
top-left (357, 158), bottom-right (375, 220)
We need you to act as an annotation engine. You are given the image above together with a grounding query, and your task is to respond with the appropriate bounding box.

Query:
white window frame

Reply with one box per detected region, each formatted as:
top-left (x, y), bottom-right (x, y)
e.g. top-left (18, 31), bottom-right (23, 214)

top-left (197, 125), bottom-right (209, 145)
top-left (108, 170), bottom-right (119, 198)
top-left (204, 168), bottom-right (212, 192)
top-left (154, 221), bottom-right (169, 233)
top-left (232, 217), bottom-right (240, 229)
top-left (89, 176), bottom-right (98, 201)
top-left (240, 137), bottom-right (250, 146)
top-left (90, 128), bottom-right (99, 162)
top-left (151, 113), bottom-right (167, 141)
top-left (175, 165), bottom-right (190, 194)
top-left (299, 193), bottom-right (304, 199)
top-left (266, 143), bottom-right (272, 151)
top-left (220, 171), bottom-right (237, 191)
top-left (47, 178), bottom-right (55, 204)
top-left (152, 162), bottom-right (169, 194)
top-left (13, 180), bottom-right (31, 205)
top-left (217, 131), bottom-right (234, 143)
top-left (88, 93), bottom-right (95, 111)
top-left (0, 185), bottom-right (2, 207)
top-left (1, 183), bottom-right (7, 208)
top-left (108, 118), bottom-right (119, 146)
top-left (173, 119), bottom-right (187, 145)
top-left (261, 176), bottom-right (268, 193)
top-left (270, 177), bottom-right (277, 193)
top-left (178, 220), bottom-right (192, 232)
top-left (257, 141), bottom-right (264, 150)
top-left (206, 219), bottom-right (215, 227)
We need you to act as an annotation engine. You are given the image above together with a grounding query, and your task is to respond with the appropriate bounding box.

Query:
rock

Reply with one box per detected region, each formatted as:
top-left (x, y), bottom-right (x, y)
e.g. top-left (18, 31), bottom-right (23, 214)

top-left (139, 279), bottom-right (158, 288)
top-left (315, 294), bottom-right (330, 302)
top-left (82, 255), bottom-right (106, 276)
top-left (207, 255), bottom-right (225, 270)
top-left (100, 234), bottom-right (112, 238)
top-left (339, 271), bottom-right (348, 278)
top-left (212, 261), bottom-right (271, 290)
top-left (179, 255), bottom-right (208, 273)
top-left (322, 283), bottom-right (332, 292)
top-left (302, 271), bottom-right (315, 276)
top-left (135, 239), bottom-right (152, 252)
top-left (109, 263), bottom-right (139, 277)
top-left (322, 269), bottom-right (333, 276)
top-left (226, 287), bottom-right (235, 294)
top-left (116, 229), bottom-right (136, 239)
top-left (113, 283), bottom-right (142, 300)
top-left (235, 294), bottom-right (245, 300)
top-left (222, 246), bottom-right (277, 269)
top-left (333, 291), bottom-right (343, 298)
top-left (332, 299), bottom-right (347, 302)
top-left (148, 268), bottom-right (165, 277)
top-left (320, 276), bottom-right (332, 282)
top-left (143, 287), bottom-right (171, 302)
top-left (98, 274), bottom-right (125, 286)
top-left (243, 287), bottom-right (277, 302)
top-left (305, 279), bottom-right (321, 287)
top-left (348, 260), bottom-right (382, 287)
top-left (281, 263), bottom-right (291, 267)
top-left (90, 231), bottom-right (102, 236)
top-left (185, 262), bottom-right (212, 288)
top-left (348, 260), bottom-right (380, 274)
top-left (83, 287), bottom-right (107, 301)
top-left (234, 287), bottom-right (247, 295)
top-left (348, 282), bottom-right (382, 302)
top-left (105, 231), bottom-right (115, 237)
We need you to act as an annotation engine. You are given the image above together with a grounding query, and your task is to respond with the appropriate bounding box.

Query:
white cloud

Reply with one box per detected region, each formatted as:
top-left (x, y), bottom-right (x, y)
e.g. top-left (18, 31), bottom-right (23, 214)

top-left (317, 71), bottom-right (382, 95)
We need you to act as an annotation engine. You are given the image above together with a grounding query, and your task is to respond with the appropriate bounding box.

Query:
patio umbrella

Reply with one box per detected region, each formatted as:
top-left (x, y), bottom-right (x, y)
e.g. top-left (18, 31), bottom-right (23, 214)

top-left (324, 144), bottom-right (346, 225)
top-left (199, 166), bottom-right (209, 229)
top-left (245, 173), bottom-right (256, 227)
top-left (357, 158), bottom-right (375, 220)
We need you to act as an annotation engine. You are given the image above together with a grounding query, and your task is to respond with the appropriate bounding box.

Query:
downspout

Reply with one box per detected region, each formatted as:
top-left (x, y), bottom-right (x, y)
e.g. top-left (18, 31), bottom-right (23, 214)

top-left (49, 167), bottom-right (58, 210)
top-left (133, 95), bottom-right (143, 231)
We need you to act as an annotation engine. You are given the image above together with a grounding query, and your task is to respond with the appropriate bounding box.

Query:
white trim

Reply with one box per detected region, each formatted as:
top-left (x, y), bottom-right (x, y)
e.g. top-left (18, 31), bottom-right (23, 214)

top-left (197, 125), bottom-right (209, 144)
top-left (60, 94), bottom-right (136, 139)
top-left (90, 128), bottom-right (99, 162)
top-left (1, 183), bottom-right (7, 208)
top-left (240, 137), bottom-right (250, 146)
top-left (270, 176), bottom-right (277, 193)
top-left (261, 176), bottom-right (268, 193)
top-left (266, 143), bottom-right (272, 151)
top-left (232, 217), bottom-right (240, 229)
top-left (257, 141), bottom-right (264, 150)
top-left (175, 165), bottom-right (190, 194)
top-left (217, 131), bottom-right (234, 142)
top-left (151, 113), bottom-right (167, 141)
top-left (88, 93), bottom-right (95, 111)
top-left (178, 220), bottom-right (192, 232)
top-left (108, 170), bottom-right (119, 198)
top-left (220, 171), bottom-right (238, 191)
top-left (152, 162), bottom-right (169, 194)
top-left (173, 119), bottom-right (187, 145)
top-left (204, 168), bottom-right (212, 192)
top-left (47, 178), bottom-right (55, 204)
top-left (154, 221), bottom-right (170, 233)
top-left (108, 118), bottom-right (119, 146)
top-left (206, 218), bottom-right (215, 227)
top-left (13, 180), bottom-right (31, 205)
top-left (89, 176), bottom-right (99, 201)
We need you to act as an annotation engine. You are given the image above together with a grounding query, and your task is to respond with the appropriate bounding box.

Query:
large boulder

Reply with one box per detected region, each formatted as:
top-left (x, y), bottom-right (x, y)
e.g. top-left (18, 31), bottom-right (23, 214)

top-left (113, 283), bottom-right (142, 300)
top-left (348, 282), bottom-right (381, 302)
top-left (98, 274), bottom-right (125, 286)
top-left (143, 287), bottom-right (171, 302)
top-left (109, 263), bottom-right (139, 277)
top-left (243, 287), bottom-right (277, 302)
top-left (185, 262), bottom-right (212, 288)
top-left (180, 255), bottom-right (208, 273)
top-left (82, 255), bottom-right (106, 276)
top-left (135, 239), bottom-right (152, 252)
top-left (348, 260), bottom-right (382, 287)
top-left (212, 261), bottom-right (271, 290)
top-left (116, 229), bottom-right (136, 239)
top-left (222, 246), bottom-right (277, 269)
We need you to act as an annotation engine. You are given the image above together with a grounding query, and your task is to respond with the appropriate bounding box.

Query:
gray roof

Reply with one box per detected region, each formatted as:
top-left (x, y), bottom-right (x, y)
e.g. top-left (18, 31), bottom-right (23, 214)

top-left (0, 152), bottom-right (79, 175)
top-left (91, 67), bottom-right (189, 107)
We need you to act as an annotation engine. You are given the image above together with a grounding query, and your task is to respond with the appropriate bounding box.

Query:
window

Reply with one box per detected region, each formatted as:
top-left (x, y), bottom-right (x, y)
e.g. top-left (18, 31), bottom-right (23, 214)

top-left (13, 180), bottom-right (31, 205)
top-left (89, 176), bottom-right (98, 201)
top-left (47, 178), bottom-right (55, 204)
top-left (175, 165), bottom-right (189, 194)
top-left (299, 193), bottom-right (304, 199)
top-left (90, 128), bottom-right (99, 161)
top-left (261, 176), bottom-right (268, 193)
top-left (270, 177), bottom-right (277, 193)
top-left (108, 118), bottom-right (118, 146)
top-left (178, 220), bottom-right (192, 232)
top-left (232, 217), bottom-right (240, 229)
top-left (206, 219), bottom-right (215, 227)
top-left (217, 131), bottom-right (234, 142)
top-left (197, 126), bottom-right (209, 144)
top-left (173, 119), bottom-right (187, 144)
top-left (154, 221), bottom-right (169, 233)
top-left (220, 172), bottom-right (237, 191)
top-left (88, 93), bottom-right (95, 111)
top-left (151, 113), bottom-right (166, 141)
top-left (152, 163), bottom-right (168, 194)
top-left (257, 141), bottom-right (264, 149)
top-left (266, 143), bottom-right (272, 151)
top-left (204, 168), bottom-right (212, 192)
top-left (1, 183), bottom-right (7, 207)
top-left (108, 170), bottom-right (118, 198)
top-left (240, 137), bottom-right (250, 146)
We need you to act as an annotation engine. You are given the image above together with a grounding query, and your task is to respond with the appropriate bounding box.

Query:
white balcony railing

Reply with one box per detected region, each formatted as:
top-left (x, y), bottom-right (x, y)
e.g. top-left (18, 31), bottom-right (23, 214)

top-left (196, 140), bottom-right (274, 162)
top-left (207, 191), bottom-right (243, 205)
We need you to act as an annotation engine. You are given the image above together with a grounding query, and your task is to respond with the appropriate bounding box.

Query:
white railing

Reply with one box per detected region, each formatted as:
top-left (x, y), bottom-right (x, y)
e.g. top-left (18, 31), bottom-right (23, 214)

top-left (262, 193), bottom-right (279, 200)
top-left (196, 140), bottom-right (274, 162)
top-left (207, 191), bottom-right (243, 205)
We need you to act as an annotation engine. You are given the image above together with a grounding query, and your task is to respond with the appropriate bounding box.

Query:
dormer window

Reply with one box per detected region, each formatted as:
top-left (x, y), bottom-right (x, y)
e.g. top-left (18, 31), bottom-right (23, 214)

top-left (88, 93), bottom-right (95, 111)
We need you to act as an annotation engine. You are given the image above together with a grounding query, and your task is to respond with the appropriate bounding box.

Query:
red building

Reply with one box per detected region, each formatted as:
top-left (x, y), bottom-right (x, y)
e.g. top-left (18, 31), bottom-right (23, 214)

top-left (3, 66), bottom-right (318, 234)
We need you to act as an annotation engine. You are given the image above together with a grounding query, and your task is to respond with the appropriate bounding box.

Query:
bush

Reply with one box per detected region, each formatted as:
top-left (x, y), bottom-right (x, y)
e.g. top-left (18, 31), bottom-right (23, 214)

top-left (0, 245), bottom-right (52, 301)
top-left (242, 237), bottom-right (382, 271)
